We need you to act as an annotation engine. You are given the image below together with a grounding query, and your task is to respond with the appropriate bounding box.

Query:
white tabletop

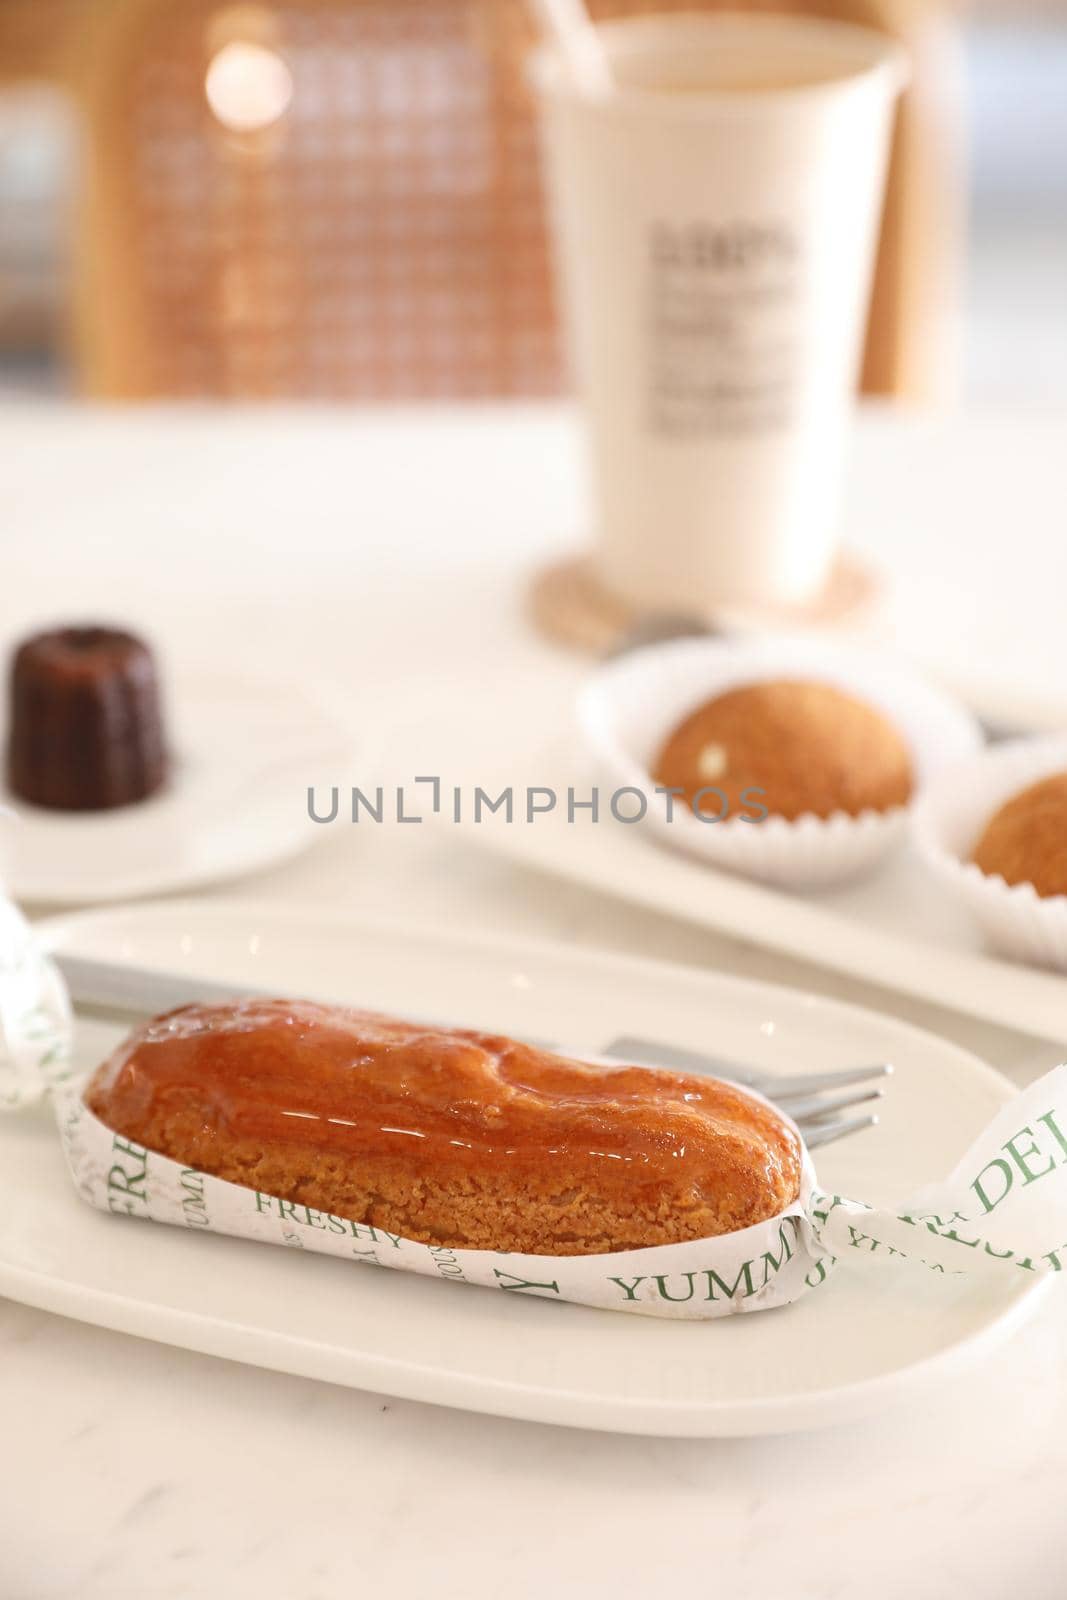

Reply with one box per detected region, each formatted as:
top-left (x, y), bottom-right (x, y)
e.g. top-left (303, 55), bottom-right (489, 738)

top-left (2, 402), bottom-right (1066, 1598)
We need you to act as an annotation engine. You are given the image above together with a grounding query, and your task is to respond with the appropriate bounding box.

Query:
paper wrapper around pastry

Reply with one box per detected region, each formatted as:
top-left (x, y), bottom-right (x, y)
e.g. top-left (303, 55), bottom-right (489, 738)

top-left (0, 895), bottom-right (73, 1111)
top-left (52, 1068), bottom-right (1067, 1322)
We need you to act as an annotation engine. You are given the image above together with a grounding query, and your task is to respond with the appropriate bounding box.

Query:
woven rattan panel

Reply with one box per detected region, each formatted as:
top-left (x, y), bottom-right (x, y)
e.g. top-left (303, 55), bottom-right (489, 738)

top-left (91, 0), bottom-right (552, 396)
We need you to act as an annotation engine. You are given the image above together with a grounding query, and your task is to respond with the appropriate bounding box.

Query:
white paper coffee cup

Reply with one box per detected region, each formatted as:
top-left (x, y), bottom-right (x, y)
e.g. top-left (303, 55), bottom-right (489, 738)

top-left (531, 13), bottom-right (908, 612)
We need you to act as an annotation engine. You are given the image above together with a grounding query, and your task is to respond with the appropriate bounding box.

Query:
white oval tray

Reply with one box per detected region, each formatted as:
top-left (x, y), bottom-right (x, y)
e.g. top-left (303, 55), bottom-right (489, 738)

top-left (456, 736), bottom-right (1067, 1042)
top-left (0, 901), bottom-right (1043, 1437)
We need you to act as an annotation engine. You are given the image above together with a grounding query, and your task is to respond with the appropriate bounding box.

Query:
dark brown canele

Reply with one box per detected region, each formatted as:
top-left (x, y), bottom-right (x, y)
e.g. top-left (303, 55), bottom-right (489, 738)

top-left (7, 625), bottom-right (168, 810)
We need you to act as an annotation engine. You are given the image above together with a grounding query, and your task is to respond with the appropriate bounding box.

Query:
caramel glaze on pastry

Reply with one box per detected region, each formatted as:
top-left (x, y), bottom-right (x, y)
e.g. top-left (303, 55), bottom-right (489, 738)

top-left (654, 679), bottom-right (913, 822)
top-left (972, 772), bottom-right (1067, 899)
top-left (86, 1000), bottom-right (803, 1256)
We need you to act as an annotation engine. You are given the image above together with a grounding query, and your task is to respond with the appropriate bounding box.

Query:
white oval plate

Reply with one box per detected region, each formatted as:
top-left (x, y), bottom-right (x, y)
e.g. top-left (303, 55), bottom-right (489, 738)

top-left (0, 674), bottom-right (354, 905)
top-left (449, 732), bottom-right (1067, 1042)
top-left (0, 901), bottom-right (1045, 1437)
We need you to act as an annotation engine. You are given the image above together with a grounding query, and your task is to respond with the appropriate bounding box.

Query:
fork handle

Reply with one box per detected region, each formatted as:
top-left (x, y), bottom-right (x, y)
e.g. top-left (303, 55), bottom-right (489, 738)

top-left (53, 953), bottom-right (266, 1016)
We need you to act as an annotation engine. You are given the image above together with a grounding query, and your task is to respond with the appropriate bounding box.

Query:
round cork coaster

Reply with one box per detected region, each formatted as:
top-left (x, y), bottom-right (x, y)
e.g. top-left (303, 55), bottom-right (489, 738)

top-left (528, 551), bottom-right (881, 655)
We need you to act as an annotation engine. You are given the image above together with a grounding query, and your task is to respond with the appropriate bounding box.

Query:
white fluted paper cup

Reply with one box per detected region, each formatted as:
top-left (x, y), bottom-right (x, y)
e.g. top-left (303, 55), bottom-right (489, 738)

top-left (913, 735), bottom-right (1067, 972)
top-left (578, 637), bottom-right (981, 889)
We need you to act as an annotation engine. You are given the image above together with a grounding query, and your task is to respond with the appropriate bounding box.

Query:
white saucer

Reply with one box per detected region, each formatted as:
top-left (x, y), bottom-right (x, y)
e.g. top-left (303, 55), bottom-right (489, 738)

top-left (0, 674), bottom-right (354, 906)
top-left (0, 901), bottom-right (1045, 1437)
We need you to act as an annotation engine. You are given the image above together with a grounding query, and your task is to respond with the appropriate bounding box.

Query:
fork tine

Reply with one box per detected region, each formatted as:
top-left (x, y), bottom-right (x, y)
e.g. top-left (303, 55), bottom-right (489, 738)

top-left (756, 1062), bottom-right (893, 1098)
top-left (599, 1038), bottom-right (896, 1095)
top-left (800, 1112), bottom-right (879, 1149)
top-left (774, 1084), bottom-right (885, 1120)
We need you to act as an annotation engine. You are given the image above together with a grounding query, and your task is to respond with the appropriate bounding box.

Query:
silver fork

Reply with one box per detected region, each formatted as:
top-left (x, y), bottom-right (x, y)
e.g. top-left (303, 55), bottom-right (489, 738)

top-left (601, 1035), bottom-right (891, 1148)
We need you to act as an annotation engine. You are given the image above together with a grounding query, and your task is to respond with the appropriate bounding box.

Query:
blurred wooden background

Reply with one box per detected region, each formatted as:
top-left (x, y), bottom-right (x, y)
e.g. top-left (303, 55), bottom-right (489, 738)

top-left (0, 0), bottom-right (975, 401)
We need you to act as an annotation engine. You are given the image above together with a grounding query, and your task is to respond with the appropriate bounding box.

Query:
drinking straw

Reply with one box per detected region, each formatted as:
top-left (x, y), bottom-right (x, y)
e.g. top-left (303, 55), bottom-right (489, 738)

top-left (527, 0), bottom-right (614, 95)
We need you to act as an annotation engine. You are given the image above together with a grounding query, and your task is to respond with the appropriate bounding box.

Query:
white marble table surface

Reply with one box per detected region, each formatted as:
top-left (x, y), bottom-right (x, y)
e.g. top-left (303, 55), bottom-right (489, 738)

top-left (2, 403), bottom-right (1066, 1599)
